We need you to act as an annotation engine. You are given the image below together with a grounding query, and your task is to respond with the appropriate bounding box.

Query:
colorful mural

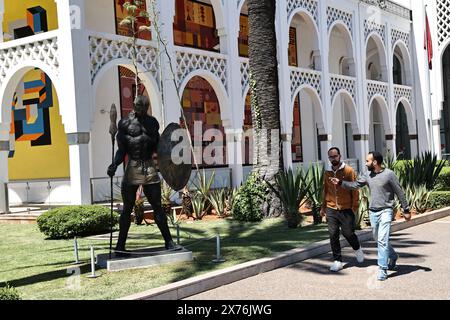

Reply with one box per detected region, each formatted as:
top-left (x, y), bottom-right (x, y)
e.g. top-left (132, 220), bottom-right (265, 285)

top-left (239, 14), bottom-right (249, 57)
top-left (288, 27), bottom-right (298, 67)
top-left (173, 0), bottom-right (219, 52)
top-left (8, 69), bottom-right (69, 180)
top-left (9, 70), bottom-right (53, 159)
top-left (2, 0), bottom-right (57, 41)
top-left (181, 76), bottom-right (226, 167)
top-left (291, 95), bottom-right (303, 162)
top-left (118, 66), bottom-right (151, 118)
top-left (114, 0), bottom-right (151, 40)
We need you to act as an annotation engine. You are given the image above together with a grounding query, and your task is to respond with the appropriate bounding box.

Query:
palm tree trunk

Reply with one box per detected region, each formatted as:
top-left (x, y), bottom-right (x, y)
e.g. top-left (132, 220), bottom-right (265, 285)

top-left (248, 0), bottom-right (283, 217)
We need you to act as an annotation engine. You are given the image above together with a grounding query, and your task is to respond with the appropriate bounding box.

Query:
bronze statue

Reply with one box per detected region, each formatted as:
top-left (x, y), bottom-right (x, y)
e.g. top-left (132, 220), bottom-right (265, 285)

top-left (107, 95), bottom-right (180, 254)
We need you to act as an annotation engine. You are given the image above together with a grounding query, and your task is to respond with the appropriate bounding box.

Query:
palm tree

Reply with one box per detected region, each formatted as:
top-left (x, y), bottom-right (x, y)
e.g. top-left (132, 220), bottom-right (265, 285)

top-left (247, 0), bottom-right (283, 217)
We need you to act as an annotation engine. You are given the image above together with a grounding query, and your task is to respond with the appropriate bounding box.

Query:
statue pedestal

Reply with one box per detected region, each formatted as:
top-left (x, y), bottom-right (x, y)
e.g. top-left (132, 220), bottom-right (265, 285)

top-left (96, 246), bottom-right (193, 271)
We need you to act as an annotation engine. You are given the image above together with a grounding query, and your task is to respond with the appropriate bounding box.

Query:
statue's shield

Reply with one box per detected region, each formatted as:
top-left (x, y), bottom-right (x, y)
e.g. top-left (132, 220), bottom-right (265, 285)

top-left (157, 123), bottom-right (192, 191)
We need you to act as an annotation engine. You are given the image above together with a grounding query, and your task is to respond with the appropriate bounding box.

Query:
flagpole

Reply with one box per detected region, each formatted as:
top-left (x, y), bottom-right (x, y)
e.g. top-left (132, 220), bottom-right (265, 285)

top-left (425, 4), bottom-right (435, 155)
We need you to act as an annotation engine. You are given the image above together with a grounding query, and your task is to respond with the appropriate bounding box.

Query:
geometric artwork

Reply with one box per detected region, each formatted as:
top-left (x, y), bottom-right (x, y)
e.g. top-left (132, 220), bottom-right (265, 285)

top-left (118, 66), bottom-right (151, 118)
top-left (243, 93), bottom-right (253, 165)
top-left (291, 95), bottom-right (303, 162)
top-left (4, 6), bottom-right (48, 41)
top-left (114, 0), bottom-right (151, 40)
top-left (239, 14), bottom-right (249, 57)
top-left (181, 76), bottom-right (226, 167)
top-left (174, 0), bottom-right (220, 52)
top-left (288, 27), bottom-right (298, 67)
top-left (9, 69), bottom-right (53, 158)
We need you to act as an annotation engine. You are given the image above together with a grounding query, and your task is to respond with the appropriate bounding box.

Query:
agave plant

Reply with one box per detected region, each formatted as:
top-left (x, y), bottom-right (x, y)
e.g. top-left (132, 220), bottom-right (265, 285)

top-left (266, 168), bottom-right (310, 228)
top-left (224, 187), bottom-right (238, 216)
top-left (192, 170), bottom-right (215, 212)
top-left (355, 186), bottom-right (370, 229)
top-left (305, 164), bottom-right (324, 225)
top-left (413, 184), bottom-right (432, 214)
top-left (398, 151), bottom-right (446, 191)
top-left (383, 149), bottom-right (398, 171)
top-left (191, 193), bottom-right (207, 220)
top-left (209, 188), bottom-right (227, 217)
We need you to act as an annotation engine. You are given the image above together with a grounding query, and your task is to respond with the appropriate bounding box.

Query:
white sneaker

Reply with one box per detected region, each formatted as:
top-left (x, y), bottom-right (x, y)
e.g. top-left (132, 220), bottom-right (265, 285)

top-left (355, 248), bottom-right (365, 263)
top-left (330, 260), bottom-right (344, 272)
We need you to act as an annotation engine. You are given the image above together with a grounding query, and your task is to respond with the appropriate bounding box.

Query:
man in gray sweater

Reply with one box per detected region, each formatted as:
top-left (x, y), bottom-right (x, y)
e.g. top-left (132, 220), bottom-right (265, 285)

top-left (330, 151), bottom-right (411, 281)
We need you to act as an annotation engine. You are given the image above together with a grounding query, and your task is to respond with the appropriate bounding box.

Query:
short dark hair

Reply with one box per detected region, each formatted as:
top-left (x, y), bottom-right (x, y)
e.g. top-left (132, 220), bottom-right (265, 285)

top-left (328, 147), bottom-right (341, 155)
top-left (369, 151), bottom-right (383, 165)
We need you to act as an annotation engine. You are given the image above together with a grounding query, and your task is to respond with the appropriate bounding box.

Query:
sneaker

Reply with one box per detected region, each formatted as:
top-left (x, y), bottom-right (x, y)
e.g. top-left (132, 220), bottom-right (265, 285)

top-left (377, 269), bottom-right (388, 281)
top-left (355, 248), bottom-right (365, 263)
top-left (330, 261), bottom-right (344, 272)
top-left (388, 254), bottom-right (399, 270)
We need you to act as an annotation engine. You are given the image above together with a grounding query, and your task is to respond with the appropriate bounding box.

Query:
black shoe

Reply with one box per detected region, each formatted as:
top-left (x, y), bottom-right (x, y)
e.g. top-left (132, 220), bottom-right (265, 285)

top-left (165, 241), bottom-right (183, 251)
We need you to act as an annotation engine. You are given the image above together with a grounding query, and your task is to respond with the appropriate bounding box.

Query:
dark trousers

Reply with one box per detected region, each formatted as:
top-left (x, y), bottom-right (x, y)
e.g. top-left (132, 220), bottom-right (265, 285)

top-left (116, 182), bottom-right (173, 251)
top-left (326, 208), bottom-right (361, 262)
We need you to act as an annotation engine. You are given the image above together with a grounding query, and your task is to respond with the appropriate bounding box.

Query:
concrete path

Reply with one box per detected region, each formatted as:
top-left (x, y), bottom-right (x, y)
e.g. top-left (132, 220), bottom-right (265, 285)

top-left (187, 216), bottom-right (450, 300)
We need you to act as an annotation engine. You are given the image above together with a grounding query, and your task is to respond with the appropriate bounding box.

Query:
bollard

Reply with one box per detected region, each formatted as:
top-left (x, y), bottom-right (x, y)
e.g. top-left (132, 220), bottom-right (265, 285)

top-left (73, 237), bottom-right (80, 264)
top-left (212, 234), bottom-right (225, 263)
top-left (87, 246), bottom-right (99, 278)
top-left (176, 224), bottom-right (180, 245)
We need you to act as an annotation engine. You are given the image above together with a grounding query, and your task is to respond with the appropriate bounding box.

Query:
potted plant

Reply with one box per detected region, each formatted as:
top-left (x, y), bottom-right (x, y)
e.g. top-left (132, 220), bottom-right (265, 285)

top-left (267, 168), bottom-right (310, 228)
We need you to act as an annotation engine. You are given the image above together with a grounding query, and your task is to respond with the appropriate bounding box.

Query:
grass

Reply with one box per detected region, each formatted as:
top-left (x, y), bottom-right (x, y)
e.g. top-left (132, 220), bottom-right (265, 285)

top-left (0, 217), bottom-right (329, 300)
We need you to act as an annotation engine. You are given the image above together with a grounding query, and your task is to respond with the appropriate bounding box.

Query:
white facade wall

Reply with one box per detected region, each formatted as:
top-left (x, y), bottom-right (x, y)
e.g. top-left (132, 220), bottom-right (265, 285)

top-left (0, 0), bottom-right (438, 210)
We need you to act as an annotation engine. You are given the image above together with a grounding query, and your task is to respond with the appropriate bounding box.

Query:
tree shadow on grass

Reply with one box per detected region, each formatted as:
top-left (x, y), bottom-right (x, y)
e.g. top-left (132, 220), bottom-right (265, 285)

top-left (0, 264), bottom-right (91, 288)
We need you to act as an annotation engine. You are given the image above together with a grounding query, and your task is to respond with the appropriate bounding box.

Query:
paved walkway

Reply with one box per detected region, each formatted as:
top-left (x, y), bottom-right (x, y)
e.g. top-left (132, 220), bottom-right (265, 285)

top-left (187, 216), bottom-right (450, 300)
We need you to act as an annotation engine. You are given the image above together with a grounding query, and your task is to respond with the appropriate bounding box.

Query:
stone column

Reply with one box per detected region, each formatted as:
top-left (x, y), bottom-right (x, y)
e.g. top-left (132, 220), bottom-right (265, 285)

top-left (385, 134), bottom-right (396, 158)
top-left (353, 134), bottom-right (369, 172)
top-left (55, 0), bottom-right (93, 204)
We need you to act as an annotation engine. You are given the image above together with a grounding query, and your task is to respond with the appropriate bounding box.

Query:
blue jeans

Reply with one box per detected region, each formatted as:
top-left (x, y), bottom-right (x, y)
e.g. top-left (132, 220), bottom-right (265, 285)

top-left (369, 209), bottom-right (397, 270)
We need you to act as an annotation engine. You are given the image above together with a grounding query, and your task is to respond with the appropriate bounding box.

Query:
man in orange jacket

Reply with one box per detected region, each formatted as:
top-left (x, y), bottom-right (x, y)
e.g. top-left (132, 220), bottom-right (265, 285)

top-left (321, 147), bottom-right (365, 272)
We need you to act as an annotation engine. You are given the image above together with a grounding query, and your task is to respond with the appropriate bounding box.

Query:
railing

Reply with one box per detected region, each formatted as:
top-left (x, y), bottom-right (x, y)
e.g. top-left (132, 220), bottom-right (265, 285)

top-left (360, 0), bottom-right (411, 20)
top-left (289, 66), bottom-right (322, 99)
top-left (0, 30), bottom-right (59, 88)
top-left (367, 79), bottom-right (389, 103)
top-left (88, 30), bottom-right (159, 83)
top-left (330, 74), bottom-right (357, 102)
top-left (239, 57), bottom-right (249, 97)
top-left (6, 178), bottom-right (71, 206)
top-left (174, 45), bottom-right (228, 91)
top-left (393, 84), bottom-right (413, 104)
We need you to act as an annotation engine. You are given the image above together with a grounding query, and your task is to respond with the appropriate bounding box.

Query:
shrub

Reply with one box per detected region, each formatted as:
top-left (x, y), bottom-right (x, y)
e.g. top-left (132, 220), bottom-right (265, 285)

top-left (0, 284), bottom-right (21, 300)
top-left (427, 191), bottom-right (450, 209)
top-left (232, 172), bottom-right (267, 222)
top-left (37, 205), bottom-right (119, 239)
top-left (436, 167), bottom-right (450, 191)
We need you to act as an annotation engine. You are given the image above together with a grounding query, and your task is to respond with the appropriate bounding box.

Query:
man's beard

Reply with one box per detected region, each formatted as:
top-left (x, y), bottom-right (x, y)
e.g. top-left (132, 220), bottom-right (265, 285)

top-left (367, 165), bottom-right (375, 172)
top-left (331, 160), bottom-right (340, 166)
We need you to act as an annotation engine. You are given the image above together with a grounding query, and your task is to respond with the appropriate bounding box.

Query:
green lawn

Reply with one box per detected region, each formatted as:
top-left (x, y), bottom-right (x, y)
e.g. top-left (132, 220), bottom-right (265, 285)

top-left (0, 218), bottom-right (329, 300)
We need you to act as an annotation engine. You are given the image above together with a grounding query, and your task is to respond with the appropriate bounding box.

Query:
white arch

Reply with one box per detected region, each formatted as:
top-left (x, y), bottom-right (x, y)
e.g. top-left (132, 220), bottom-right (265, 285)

top-left (331, 90), bottom-right (359, 132)
top-left (288, 8), bottom-right (320, 37)
top-left (292, 84), bottom-right (325, 129)
top-left (0, 61), bottom-right (61, 128)
top-left (92, 58), bottom-right (163, 126)
top-left (210, 0), bottom-right (225, 32)
top-left (328, 22), bottom-right (356, 75)
top-left (395, 98), bottom-right (416, 133)
top-left (369, 95), bottom-right (391, 133)
top-left (392, 40), bottom-right (412, 85)
top-left (365, 33), bottom-right (388, 81)
top-left (178, 70), bottom-right (231, 128)
top-left (238, 0), bottom-right (246, 16)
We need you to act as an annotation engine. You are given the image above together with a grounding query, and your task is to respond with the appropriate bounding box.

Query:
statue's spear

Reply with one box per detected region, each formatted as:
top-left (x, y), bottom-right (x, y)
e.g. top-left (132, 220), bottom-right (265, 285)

top-left (109, 104), bottom-right (118, 259)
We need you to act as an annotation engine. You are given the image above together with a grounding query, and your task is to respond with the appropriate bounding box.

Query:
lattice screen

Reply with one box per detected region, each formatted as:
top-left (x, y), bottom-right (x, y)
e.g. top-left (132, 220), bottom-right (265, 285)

top-left (287, 0), bottom-right (319, 26)
top-left (327, 6), bottom-right (353, 37)
top-left (437, 0), bottom-right (450, 47)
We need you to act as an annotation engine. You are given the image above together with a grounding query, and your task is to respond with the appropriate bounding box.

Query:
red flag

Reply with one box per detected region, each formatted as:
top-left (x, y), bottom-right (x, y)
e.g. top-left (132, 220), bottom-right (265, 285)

top-left (424, 11), bottom-right (433, 70)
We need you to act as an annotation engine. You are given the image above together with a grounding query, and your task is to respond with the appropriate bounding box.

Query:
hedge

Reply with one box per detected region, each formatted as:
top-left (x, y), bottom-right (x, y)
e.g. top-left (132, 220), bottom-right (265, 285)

top-left (436, 167), bottom-right (450, 191)
top-left (37, 205), bottom-right (119, 239)
top-left (0, 284), bottom-right (21, 300)
top-left (427, 191), bottom-right (450, 210)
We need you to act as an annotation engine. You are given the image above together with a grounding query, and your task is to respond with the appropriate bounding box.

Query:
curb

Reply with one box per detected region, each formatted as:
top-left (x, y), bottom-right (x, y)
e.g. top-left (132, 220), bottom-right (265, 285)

top-left (119, 207), bottom-right (450, 300)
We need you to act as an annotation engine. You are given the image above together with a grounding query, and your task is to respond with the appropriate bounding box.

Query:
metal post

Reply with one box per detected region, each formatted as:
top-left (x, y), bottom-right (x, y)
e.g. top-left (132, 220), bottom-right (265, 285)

top-left (73, 237), bottom-right (80, 264)
top-left (212, 234), bottom-right (225, 263)
top-left (87, 246), bottom-right (99, 278)
top-left (176, 224), bottom-right (180, 245)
